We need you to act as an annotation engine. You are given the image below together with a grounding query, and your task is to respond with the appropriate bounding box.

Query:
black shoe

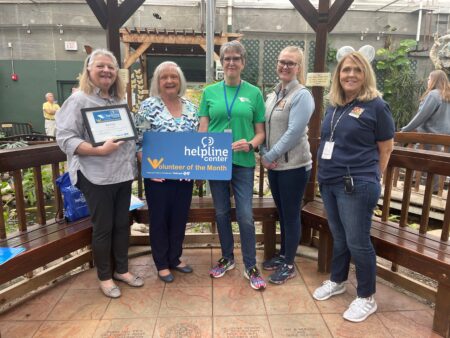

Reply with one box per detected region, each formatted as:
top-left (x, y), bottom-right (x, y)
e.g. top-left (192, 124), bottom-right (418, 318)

top-left (158, 272), bottom-right (174, 283)
top-left (173, 265), bottom-right (193, 273)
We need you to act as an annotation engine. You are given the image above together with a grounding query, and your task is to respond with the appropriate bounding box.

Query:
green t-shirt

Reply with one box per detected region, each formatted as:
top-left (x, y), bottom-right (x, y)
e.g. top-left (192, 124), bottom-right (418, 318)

top-left (198, 80), bottom-right (265, 167)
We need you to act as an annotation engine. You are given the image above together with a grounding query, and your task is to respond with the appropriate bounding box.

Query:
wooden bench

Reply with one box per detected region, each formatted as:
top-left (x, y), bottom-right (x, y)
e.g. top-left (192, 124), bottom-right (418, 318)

top-left (132, 196), bottom-right (279, 260)
top-left (301, 143), bottom-right (450, 337)
top-left (0, 144), bottom-right (94, 308)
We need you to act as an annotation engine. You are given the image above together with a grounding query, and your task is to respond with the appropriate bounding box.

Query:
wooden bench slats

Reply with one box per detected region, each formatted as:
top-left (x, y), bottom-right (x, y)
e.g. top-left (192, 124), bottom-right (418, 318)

top-left (1, 219), bottom-right (89, 248)
top-left (0, 219), bottom-right (92, 285)
top-left (134, 196), bottom-right (278, 224)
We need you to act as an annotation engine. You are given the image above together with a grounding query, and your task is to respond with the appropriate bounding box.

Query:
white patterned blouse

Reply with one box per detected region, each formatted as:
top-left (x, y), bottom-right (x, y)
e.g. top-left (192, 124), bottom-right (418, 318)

top-left (135, 96), bottom-right (199, 151)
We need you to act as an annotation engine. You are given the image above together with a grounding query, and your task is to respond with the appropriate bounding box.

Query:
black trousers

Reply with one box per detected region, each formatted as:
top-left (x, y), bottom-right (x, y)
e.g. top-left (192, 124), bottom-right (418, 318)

top-left (77, 171), bottom-right (132, 281)
top-left (144, 179), bottom-right (193, 271)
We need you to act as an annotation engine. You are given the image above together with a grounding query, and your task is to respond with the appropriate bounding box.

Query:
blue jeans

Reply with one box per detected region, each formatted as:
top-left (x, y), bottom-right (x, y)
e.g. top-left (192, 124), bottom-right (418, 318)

top-left (320, 180), bottom-right (381, 298)
top-left (268, 167), bottom-right (310, 264)
top-left (209, 165), bottom-right (256, 270)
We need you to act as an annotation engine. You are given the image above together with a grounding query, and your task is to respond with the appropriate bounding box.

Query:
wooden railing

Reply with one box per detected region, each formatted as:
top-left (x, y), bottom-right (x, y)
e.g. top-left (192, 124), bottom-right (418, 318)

top-left (0, 144), bottom-right (66, 239)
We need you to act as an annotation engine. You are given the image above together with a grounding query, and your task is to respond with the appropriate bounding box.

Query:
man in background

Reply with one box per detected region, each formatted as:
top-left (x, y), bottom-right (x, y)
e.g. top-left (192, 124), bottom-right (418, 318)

top-left (43, 92), bottom-right (60, 136)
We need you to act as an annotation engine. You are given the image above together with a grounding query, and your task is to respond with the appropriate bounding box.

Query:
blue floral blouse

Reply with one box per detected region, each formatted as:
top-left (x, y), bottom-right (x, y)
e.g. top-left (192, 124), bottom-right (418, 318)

top-left (135, 96), bottom-right (199, 151)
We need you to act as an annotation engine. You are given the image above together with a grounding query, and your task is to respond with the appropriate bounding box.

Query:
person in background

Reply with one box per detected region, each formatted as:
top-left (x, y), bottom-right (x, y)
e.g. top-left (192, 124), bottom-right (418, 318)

top-left (43, 92), bottom-right (60, 136)
top-left (401, 69), bottom-right (450, 134)
top-left (313, 51), bottom-right (395, 322)
top-left (198, 40), bottom-right (267, 290)
top-left (260, 46), bottom-right (315, 284)
top-left (135, 61), bottom-right (198, 283)
top-left (56, 49), bottom-right (143, 299)
top-left (401, 70), bottom-right (450, 193)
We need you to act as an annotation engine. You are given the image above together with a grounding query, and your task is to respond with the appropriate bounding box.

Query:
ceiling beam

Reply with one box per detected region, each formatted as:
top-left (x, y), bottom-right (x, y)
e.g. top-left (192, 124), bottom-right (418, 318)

top-left (328, 0), bottom-right (354, 32)
top-left (86, 0), bottom-right (107, 29)
top-left (289, 0), bottom-right (318, 31)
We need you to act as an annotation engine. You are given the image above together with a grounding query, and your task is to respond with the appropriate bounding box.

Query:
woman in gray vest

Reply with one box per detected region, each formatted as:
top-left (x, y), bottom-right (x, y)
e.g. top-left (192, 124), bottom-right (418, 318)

top-left (260, 46), bottom-right (315, 284)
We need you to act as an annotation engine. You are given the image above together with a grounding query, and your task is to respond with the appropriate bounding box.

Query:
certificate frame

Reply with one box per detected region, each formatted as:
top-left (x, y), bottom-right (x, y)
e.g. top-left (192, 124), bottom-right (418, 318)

top-left (81, 104), bottom-right (137, 147)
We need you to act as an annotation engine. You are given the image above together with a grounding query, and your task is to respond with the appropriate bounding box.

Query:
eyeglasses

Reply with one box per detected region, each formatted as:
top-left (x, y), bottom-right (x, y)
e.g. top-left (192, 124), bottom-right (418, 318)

top-left (223, 56), bottom-right (242, 63)
top-left (277, 60), bottom-right (297, 69)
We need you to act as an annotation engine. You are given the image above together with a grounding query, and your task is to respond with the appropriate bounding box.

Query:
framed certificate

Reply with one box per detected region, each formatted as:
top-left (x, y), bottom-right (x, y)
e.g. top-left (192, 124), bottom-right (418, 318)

top-left (81, 104), bottom-right (137, 146)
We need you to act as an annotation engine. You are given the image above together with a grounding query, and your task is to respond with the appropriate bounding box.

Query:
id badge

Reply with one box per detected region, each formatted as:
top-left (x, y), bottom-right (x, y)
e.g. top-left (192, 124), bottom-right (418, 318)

top-left (224, 129), bottom-right (232, 133)
top-left (321, 141), bottom-right (334, 159)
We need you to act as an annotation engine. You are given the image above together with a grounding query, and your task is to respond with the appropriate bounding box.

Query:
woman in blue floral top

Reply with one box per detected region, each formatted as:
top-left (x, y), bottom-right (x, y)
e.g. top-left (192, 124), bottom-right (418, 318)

top-left (135, 61), bottom-right (198, 283)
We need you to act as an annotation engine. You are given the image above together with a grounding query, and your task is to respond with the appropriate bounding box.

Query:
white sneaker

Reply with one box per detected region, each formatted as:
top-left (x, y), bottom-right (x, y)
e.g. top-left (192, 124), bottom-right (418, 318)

top-left (313, 280), bottom-right (346, 301)
top-left (343, 296), bottom-right (377, 322)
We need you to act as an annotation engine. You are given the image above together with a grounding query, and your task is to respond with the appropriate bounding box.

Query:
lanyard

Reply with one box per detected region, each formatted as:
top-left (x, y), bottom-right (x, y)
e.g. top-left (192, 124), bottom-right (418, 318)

top-left (223, 80), bottom-right (241, 121)
top-left (329, 101), bottom-right (356, 142)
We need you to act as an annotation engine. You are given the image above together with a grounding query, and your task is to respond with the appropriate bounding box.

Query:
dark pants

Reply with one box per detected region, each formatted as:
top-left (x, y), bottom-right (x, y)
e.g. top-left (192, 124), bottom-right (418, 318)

top-left (144, 179), bottom-right (193, 271)
top-left (77, 171), bottom-right (132, 281)
top-left (268, 167), bottom-right (310, 264)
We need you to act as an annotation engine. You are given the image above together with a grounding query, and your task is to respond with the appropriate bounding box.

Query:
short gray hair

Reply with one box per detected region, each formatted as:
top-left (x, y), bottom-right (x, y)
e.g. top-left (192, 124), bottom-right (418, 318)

top-left (219, 40), bottom-right (247, 65)
top-left (149, 61), bottom-right (187, 97)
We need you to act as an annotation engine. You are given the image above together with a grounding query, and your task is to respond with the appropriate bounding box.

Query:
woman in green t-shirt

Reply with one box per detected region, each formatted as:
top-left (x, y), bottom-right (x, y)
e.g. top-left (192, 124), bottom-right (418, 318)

top-left (198, 40), bottom-right (266, 290)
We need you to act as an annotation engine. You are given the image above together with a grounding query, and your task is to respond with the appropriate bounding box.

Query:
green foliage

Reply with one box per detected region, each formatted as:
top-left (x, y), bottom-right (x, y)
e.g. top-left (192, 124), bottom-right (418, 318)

top-left (21, 166), bottom-right (54, 205)
top-left (375, 39), bottom-right (425, 128)
top-left (326, 45), bottom-right (337, 71)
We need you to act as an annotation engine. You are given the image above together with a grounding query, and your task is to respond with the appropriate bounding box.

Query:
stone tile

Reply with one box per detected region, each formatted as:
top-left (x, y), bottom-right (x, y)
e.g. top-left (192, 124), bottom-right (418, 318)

top-left (159, 287), bottom-right (212, 317)
top-left (322, 313), bottom-right (393, 338)
top-left (69, 268), bottom-right (99, 290)
top-left (33, 320), bottom-right (99, 338)
top-left (0, 320), bottom-right (42, 338)
top-left (93, 318), bottom-right (157, 338)
top-left (213, 286), bottom-right (266, 316)
top-left (128, 253), bottom-right (154, 266)
top-left (180, 248), bottom-right (212, 265)
top-left (0, 281), bottom-right (69, 321)
top-left (378, 311), bottom-right (442, 338)
top-left (103, 287), bottom-right (163, 319)
top-left (268, 314), bottom-right (332, 337)
top-left (166, 264), bottom-right (212, 288)
top-left (153, 316), bottom-right (212, 338)
top-left (214, 315), bottom-right (272, 338)
top-left (375, 283), bottom-right (431, 312)
top-left (47, 289), bottom-right (110, 320)
top-left (263, 284), bottom-right (319, 315)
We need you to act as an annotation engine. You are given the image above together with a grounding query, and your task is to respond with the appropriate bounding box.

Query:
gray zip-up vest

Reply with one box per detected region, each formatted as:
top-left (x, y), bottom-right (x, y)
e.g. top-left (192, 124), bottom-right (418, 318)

top-left (264, 81), bottom-right (312, 171)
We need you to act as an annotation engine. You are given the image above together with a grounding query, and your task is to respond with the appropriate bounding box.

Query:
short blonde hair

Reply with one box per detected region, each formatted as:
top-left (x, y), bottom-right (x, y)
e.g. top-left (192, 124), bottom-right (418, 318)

top-left (279, 46), bottom-right (305, 85)
top-left (329, 51), bottom-right (381, 106)
top-left (149, 61), bottom-right (187, 97)
top-left (78, 49), bottom-right (126, 100)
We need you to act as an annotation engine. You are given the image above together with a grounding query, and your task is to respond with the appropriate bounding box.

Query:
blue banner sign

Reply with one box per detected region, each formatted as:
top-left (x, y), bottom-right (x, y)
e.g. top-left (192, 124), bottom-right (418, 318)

top-left (93, 109), bottom-right (122, 123)
top-left (142, 132), bottom-right (232, 180)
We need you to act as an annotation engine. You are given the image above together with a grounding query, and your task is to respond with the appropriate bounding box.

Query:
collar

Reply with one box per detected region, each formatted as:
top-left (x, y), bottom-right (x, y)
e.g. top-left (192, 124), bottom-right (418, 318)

top-left (276, 79), bottom-right (300, 97)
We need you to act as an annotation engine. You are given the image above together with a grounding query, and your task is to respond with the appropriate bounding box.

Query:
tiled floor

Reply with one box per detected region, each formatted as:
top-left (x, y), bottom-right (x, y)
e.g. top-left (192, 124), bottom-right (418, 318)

top-left (0, 248), bottom-right (441, 338)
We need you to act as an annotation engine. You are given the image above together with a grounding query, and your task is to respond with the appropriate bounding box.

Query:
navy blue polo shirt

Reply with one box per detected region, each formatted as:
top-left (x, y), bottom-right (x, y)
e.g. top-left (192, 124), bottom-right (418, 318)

top-left (318, 97), bottom-right (395, 184)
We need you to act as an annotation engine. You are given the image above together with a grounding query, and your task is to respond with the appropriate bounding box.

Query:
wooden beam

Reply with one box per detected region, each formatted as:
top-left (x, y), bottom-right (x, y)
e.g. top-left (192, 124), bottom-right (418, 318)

top-left (200, 44), bottom-right (220, 62)
top-left (124, 42), bottom-right (152, 69)
top-left (289, 0), bottom-right (318, 31)
top-left (118, 0), bottom-right (145, 28)
top-left (107, 0), bottom-right (121, 63)
top-left (86, 0), bottom-right (107, 29)
top-left (121, 33), bottom-right (231, 46)
top-left (328, 0), bottom-right (354, 32)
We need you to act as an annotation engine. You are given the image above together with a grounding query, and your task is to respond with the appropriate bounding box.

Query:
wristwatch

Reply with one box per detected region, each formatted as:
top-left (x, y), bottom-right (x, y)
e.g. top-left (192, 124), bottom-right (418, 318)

top-left (247, 143), bottom-right (254, 151)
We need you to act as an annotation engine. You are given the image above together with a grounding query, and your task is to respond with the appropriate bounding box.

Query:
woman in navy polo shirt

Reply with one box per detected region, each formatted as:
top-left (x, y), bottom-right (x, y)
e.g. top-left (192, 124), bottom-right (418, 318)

top-left (313, 51), bottom-right (395, 322)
